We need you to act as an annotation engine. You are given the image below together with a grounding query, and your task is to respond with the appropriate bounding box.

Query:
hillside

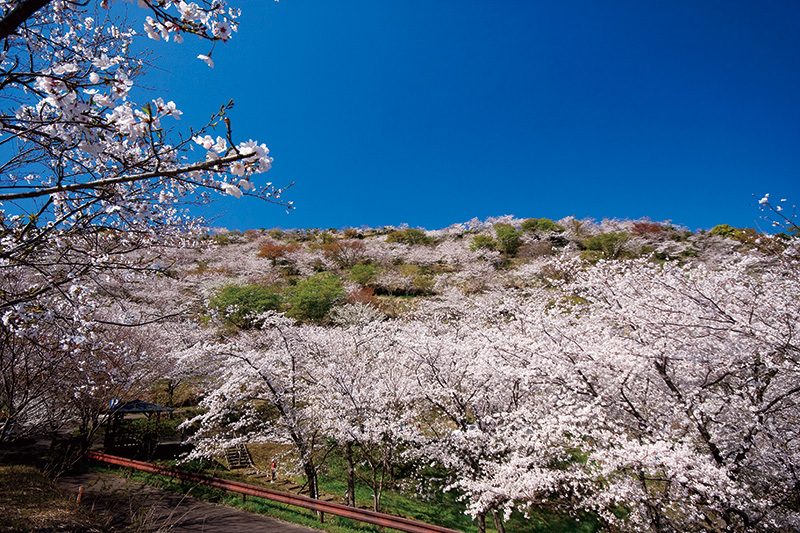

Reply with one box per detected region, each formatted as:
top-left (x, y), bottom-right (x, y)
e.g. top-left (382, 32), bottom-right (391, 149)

top-left (130, 214), bottom-right (797, 532)
top-left (167, 215), bottom-right (784, 320)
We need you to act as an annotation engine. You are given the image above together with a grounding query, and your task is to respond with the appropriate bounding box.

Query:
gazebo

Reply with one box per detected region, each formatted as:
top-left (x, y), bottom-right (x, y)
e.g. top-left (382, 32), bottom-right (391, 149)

top-left (104, 399), bottom-right (174, 456)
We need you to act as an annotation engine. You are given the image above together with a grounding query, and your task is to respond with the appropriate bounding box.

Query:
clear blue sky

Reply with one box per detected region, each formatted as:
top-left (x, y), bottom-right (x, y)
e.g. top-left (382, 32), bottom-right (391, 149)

top-left (140, 0), bottom-right (799, 230)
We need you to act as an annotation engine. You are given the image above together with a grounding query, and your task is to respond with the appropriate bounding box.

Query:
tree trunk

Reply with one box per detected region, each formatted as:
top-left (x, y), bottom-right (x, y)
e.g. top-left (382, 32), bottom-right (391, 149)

top-left (303, 461), bottom-right (323, 521)
top-left (166, 380), bottom-right (177, 418)
top-left (0, 0), bottom-right (51, 40)
top-left (372, 481), bottom-right (382, 513)
top-left (477, 512), bottom-right (486, 533)
top-left (303, 462), bottom-right (319, 499)
top-left (492, 509), bottom-right (506, 533)
top-left (345, 442), bottom-right (356, 507)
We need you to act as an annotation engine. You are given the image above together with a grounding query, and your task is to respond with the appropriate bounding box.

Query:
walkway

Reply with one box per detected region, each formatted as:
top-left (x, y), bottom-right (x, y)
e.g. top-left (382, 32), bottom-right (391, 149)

top-left (59, 471), bottom-right (321, 532)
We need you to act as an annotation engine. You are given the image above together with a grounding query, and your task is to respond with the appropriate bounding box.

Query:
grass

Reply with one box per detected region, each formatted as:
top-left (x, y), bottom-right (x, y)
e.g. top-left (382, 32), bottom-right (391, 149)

top-left (92, 464), bottom-right (382, 533)
top-left (313, 454), bottom-right (599, 533)
top-left (0, 464), bottom-right (100, 532)
top-left (93, 446), bottom-right (600, 533)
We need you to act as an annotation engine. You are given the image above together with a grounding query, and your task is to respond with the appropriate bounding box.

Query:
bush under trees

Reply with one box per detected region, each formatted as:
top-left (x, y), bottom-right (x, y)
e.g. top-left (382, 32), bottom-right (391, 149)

top-left (209, 285), bottom-right (282, 328)
top-left (287, 273), bottom-right (345, 321)
top-left (350, 263), bottom-right (379, 286)
top-left (709, 224), bottom-right (760, 245)
top-left (470, 234), bottom-right (497, 252)
top-left (386, 228), bottom-right (434, 246)
top-left (581, 232), bottom-right (630, 260)
top-left (494, 223), bottom-right (523, 255)
top-left (521, 217), bottom-right (564, 233)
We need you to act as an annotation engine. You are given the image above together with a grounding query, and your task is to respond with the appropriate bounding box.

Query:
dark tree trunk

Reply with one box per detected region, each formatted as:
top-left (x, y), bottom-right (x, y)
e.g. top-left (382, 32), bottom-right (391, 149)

top-left (0, 0), bottom-right (51, 40)
top-left (302, 461), bottom-right (323, 521)
top-left (492, 510), bottom-right (506, 533)
top-left (345, 442), bottom-right (356, 507)
top-left (371, 476), bottom-right (382, 513)
top-left (476, 512), bottom-right (486, 533)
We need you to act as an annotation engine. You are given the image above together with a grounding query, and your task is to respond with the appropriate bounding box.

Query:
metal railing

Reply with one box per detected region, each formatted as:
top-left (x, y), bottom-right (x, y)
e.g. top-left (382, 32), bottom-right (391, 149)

top-left (87, 451), bottom-right (462, 533)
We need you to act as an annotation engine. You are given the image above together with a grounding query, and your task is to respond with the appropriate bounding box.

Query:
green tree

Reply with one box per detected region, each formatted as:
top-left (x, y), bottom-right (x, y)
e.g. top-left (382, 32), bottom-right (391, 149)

top-left (494, 223), bottom-right (522, 255)
top-left (386, 228), bottom-right (433, 246)
top-left (350, 263), bottom-right (378, 286)
top-left (470, 234), bottom-right (497, 251)
top-left (582, 232), bottom-right (630, 260)
top-left (521, 217), bottom-right (564, 233)
top-left (209, 284), bottom-right (282, 328)
top-left (287, 273), bottom-right (345, 321)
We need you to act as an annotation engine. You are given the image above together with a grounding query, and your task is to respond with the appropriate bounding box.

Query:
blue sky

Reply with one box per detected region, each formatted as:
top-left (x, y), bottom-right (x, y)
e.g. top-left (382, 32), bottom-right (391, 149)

top-left (141, 0), bottom-right (799, 230)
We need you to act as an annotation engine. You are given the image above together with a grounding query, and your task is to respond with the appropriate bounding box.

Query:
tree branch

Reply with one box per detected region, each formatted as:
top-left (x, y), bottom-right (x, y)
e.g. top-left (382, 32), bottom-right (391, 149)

top-left (0, 152), bottom-right (256, 201)
top-left (0, 0), bottom-right (52, 40)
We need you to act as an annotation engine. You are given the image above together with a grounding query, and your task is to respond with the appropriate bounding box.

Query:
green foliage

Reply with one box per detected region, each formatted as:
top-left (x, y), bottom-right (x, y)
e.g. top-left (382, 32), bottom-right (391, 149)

top-left (709, 224), bottom-right (759, 245)
top-left (397, 264), bottom-right (436, 295)
top-left (494, 223), bottom-right (522, 255)
top-left (470, 234), bottom-right (496, 251)
top-left (521, 217), bottom-right (564, 233)
top-left (349, 263), bottom-right (378, 286)
top-left (287, 273), bottom-right (345, 321)
top-left (212, 233), bottom-right (233, 245)
top-left (581, 232), bottom-right (630, 260)
top-left (386, 228), bottom-right (433, 246)
top-left (709, 224), bottom-right (737, 238)
top-left (313, 449), bottom-right (601, 533)
top-left (96, 442), bottom-right (600, 533)
top-left (209, 284), bottom-right (282, 328)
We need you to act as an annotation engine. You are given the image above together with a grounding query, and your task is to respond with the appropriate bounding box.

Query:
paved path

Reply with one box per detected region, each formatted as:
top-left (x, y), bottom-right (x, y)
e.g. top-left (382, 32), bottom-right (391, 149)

top-left (59, 471), bottom-right (321, 532)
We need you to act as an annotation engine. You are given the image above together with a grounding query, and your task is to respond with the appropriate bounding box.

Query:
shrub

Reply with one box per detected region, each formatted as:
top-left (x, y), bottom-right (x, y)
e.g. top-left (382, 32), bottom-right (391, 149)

top-left (386, 228), bottom-right (433, 246)
top-left (257, 240), bottom-right (299, 262)
top-left (323, 240), bottom-right (366, 268)
top-left (470, 234), bottom-right (496, 251)
top-left (631, 221), bottom-right (667, 236)
top-left (709, 224), bottom-right (737, 238)
top-left (521, 218), bottom-right (564, 233)
top-left (212, 233), bottom-right (233, 245)
top-left (397, 264), bottom-right (436, 294)
top-left (319, 231), bottom-right (336, 244)
top-left (209, 284), bottom-right (282, 328)
top-left (538, 263), bottom-right (574, 286)
top-left (287, 273), bottom-right (345, 321)
top-left (347, 286), bottom-right (379, 306)
top-left (581, 232), bottom-right (630, 260)
top-left (243, 229), bottom-right (262, 241)
top-left (710, 224), bottom-right (759, 246)
top-left (494, 223), bottom-right (522, 255)
top-left (412, 274), bottom-right (436, 294)
top-left (350, 263), bottom-right (378, 285)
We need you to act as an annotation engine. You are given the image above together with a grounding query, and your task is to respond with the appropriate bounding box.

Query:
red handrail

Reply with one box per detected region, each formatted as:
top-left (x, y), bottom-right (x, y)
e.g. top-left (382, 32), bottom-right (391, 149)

top-left (87, 451), bottom-right (463, 533)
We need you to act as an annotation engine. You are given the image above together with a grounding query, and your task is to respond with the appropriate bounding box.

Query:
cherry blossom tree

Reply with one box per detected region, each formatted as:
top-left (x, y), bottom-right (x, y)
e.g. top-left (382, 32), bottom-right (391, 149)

top-left (465, 255), bottom-right (800, 531)
top-left (181, 223), bottom-right (799, 531)
top-left (311, 313), bottom-right (412, 511)
top-left (183, 314), bottom-right (329, 503)
top-left (0, 0), bottom-right (286, 442)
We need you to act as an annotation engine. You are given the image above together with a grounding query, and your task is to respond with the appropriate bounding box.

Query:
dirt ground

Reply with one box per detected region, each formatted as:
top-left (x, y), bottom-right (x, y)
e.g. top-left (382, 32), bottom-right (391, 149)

top-left (55, 470), bottom-right (321, 533)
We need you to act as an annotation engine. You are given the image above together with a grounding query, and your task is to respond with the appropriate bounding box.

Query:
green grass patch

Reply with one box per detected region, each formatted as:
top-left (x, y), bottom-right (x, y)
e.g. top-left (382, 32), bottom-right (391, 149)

top-left (93, 456), bottom-right (600, 533)
top-left (315, 453), bottom-right (599, 533)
